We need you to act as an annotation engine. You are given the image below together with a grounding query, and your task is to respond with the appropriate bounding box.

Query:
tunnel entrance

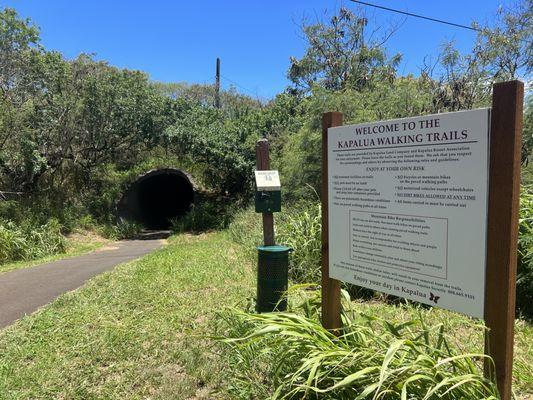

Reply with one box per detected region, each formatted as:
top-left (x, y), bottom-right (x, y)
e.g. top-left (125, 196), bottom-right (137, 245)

top-left (117, 169), bottom-right (194, 230)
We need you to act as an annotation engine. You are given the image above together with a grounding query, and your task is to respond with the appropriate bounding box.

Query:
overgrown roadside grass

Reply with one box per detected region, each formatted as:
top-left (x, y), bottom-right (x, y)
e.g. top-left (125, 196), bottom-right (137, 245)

top-left (0, 232), bottom-right (254, 399)
top-left (0, 231), bottom-right (531, 399)
top-left (335, 299), bottom-right (532, 399)
top-left (345, 301), bottom-right (533, 398)
top-left (217, 291), bottom-right (533, 399)
top-left (0, 230), bottom-right (108, 275)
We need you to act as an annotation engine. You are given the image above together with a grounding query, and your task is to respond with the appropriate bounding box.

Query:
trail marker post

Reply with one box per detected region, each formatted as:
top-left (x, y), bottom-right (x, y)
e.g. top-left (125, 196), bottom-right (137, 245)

top-left (320, 81), bottom-right (524, 399)
top-left (255, 138), bottom-right (289, 313)
top-left (256, 139), bottom-right (275, 246)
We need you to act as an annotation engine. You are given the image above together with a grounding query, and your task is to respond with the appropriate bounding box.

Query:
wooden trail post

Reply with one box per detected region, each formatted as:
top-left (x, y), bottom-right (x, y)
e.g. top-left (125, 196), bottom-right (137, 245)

top-left (484, 80), bottom-right (524, 400)
top-left (256, 138), bottom-right (275, 246)
top-left (321, 112), bottom-right (343, 331)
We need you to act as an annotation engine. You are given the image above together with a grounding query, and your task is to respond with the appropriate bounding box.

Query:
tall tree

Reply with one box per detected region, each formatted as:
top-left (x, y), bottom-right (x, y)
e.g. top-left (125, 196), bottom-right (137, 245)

top-left (288, 7), bottom-right (401, 92)
top-left (475, 0), bottom-right (532, 81)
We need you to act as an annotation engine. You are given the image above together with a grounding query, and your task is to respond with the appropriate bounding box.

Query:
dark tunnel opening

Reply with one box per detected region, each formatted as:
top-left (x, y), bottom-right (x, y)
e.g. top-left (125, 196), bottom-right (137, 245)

top-left (118, 169), bottom-right (194, 230)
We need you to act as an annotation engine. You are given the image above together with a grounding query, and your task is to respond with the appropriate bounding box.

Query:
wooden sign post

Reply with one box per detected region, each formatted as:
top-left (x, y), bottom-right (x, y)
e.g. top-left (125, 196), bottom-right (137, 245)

top-left (484, 80), bottom-right (524, 400)
top-left (321, 112), bottom-right (343, 331)
top-left (256, 138), bottom-right (275, 246)
top-left (320, 81), bottom-right (524, 399)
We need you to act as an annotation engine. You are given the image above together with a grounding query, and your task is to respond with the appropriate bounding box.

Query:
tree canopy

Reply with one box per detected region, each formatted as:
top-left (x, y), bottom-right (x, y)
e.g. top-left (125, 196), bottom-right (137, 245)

top-left (0, 3), bottom-right (531, 214)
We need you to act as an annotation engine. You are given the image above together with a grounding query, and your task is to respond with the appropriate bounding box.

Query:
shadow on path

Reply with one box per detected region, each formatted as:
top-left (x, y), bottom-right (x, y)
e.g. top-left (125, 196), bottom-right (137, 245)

top-left (135, 230), bottom-right (172, 240)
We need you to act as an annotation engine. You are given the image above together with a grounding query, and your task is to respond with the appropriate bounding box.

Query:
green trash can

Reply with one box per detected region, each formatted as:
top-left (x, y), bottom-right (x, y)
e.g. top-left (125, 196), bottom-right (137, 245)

top-left (256, 245), bottom-right (291, 313)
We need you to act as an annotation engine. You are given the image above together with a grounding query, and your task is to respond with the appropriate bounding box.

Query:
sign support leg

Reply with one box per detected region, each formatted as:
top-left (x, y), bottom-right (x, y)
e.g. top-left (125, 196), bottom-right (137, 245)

top-left (484, 80), bottom-right (524, 400)
top-left (321, 112), bottom-right (343, 331)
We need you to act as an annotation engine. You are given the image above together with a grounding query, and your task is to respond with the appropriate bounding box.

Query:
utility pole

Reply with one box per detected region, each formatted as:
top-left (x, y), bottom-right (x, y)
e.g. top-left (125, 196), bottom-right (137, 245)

top-left (215, 57), bottom-right (221, 108)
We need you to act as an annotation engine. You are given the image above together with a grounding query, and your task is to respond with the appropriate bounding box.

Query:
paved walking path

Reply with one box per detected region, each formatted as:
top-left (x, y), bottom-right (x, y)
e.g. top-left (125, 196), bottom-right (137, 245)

top-left (0, 239), bottom-right (164, 328)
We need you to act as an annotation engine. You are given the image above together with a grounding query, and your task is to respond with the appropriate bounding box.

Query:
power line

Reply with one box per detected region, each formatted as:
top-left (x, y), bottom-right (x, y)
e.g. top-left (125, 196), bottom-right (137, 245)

top-left (349, 0), bottom-right (481, 32)
top-left (350, 0), bottom-right (532, 47)
top-left (220, 74), bottom-right (257, 96)
top-left (220, 74), bottom-right (259, 97)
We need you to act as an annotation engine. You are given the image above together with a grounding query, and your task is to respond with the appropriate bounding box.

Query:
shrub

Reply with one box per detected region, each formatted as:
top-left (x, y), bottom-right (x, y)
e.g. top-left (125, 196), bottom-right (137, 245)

top-left (0, 218), bottom-right (66, 264)
top-left (171, 200), bottom-right (236, 234)
top-left (0, 200), bottom-right (25, 223)
top-left (98, 220), bottom-right (144, 240)
top-left (77, 214), bottom-right (97, 231)
top-left (218, 288), bottom-right (498, 400)
top-left (163, 104), bottom-right (258, 196)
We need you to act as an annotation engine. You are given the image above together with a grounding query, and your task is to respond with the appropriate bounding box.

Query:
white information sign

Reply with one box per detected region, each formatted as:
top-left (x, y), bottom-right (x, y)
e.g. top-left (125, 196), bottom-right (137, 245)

top-left (328, 109), bottom-right (490, 318)
top-left (255, 170), bottom-right (281, 191)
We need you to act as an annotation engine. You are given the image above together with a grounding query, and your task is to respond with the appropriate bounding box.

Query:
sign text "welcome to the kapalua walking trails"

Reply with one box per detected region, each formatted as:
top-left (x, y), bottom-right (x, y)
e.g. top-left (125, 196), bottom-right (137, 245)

top-left (327, 109), bottom-right (490, 318)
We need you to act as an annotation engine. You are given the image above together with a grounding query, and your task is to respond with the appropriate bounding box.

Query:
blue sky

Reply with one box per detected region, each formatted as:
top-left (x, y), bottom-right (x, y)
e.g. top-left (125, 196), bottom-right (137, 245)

top-left (2, 0), bottom-right (508, 99)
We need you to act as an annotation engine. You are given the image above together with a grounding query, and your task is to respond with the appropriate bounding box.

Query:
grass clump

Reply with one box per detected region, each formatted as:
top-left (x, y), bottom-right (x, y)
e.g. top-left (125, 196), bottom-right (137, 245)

top-left (226, 206), bottom-right (263, 259)
top-left (228, 202), bottom-right (322, 282)
top-left (517, 185), bottom-right (533, 319)
top-left (276, 203), bottom-right (322, 283)
top-left (0, 230), bottom-right (108, 274)
top-left (219, 288), bottom-right (499, 400)
top-left (0, 218), bottom-right (66, 264)
top-left (99, 220), bottom-right (144, 240)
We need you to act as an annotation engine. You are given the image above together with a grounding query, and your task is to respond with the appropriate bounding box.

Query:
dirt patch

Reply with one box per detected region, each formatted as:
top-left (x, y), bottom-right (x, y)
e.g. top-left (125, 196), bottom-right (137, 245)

top-left (96, 245), bottom-right (120, 252)
top-left (66, 230), bottom-right (108, 247)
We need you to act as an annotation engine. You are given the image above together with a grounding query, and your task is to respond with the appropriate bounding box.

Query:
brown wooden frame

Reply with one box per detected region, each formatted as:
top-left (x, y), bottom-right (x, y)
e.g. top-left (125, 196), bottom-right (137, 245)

top-left (484, 80), bottom-right (524, 400)
top-left (321, 112), bottom-right (343, 331)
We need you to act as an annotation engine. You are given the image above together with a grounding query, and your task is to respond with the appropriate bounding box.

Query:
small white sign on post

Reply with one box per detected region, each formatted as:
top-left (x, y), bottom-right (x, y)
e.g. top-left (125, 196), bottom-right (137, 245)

top-left (327, 109), bottom-right (490, 318)
top-left (255, 170), bottom-right (281, 191)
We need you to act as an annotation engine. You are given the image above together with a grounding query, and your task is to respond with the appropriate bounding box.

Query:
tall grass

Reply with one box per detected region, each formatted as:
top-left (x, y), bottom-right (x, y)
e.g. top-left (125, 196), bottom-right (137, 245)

top-left (228, 202), bottom-right (322, 282)
top-left (517, 185), bottom-right (533, 319)
top-left (97, 220), bottom-right (144, 240)
top-left (277, 203), bottom-right (322, 283)
top-left (226, 205), bottom-right (263, 259)
top-left (0, 219), bottom-right (66, 264)
top-left (218, 287), bottom-right (499, 399)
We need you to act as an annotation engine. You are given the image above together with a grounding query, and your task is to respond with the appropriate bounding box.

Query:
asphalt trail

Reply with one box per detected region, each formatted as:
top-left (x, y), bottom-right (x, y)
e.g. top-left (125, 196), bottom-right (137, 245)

top-left (0, 239), bottom-right (164, 329)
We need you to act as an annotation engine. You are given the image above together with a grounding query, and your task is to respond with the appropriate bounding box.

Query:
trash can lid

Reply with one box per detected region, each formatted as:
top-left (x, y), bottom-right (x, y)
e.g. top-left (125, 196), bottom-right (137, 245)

top-left (257, 245), bottom-right (292, 253)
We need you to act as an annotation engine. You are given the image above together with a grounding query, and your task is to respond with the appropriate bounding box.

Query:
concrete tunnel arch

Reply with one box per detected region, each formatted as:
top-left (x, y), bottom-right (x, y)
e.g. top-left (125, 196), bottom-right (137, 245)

top-left (117, 168), bottom-right (195, 230)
